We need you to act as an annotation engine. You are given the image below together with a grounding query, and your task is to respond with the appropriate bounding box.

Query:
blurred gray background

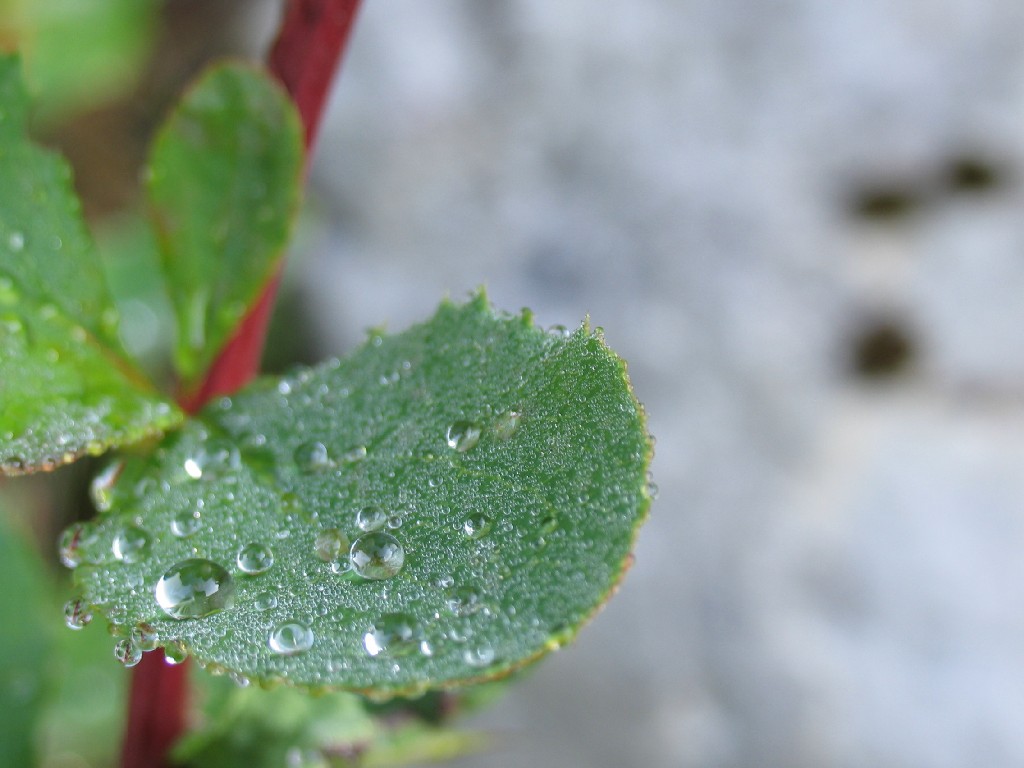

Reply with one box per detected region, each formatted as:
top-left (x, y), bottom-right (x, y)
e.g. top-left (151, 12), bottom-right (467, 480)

top-left (247, 1), bottom-right (1024, 766)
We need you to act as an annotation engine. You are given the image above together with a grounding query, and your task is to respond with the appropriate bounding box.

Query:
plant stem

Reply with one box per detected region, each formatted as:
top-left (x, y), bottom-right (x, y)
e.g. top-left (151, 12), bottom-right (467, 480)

top-left (120, 2), bottom-right (362, 766)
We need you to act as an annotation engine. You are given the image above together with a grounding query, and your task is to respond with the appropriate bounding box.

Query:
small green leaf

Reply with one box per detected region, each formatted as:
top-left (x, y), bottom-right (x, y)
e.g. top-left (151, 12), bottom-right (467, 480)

top-left (0, 54), bottom-right (183, 474)
top-left (0, 510), bottom-right (54, 767)
top-left (72, 296), bottom-right (652, 696)
top-left (146, 62), bottom-right (304, 390)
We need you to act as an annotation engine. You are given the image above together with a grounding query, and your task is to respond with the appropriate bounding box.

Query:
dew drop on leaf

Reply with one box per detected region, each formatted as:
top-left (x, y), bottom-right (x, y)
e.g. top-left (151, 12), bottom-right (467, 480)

top-left (155, 558), bottom-right (235, 619)
top-left (254, 592), bottom-right (278, 611)
top-left (131, 623), bottom-right (160, 651)
top-left (462, 513), bottom-right (492, 540)
top-left (349, 532), bottom-right (405, 580)
top-left (355, 505), bottom-right (387, 532)
top-left (58, 522), bottom-right (97, 569)
top-left (340, 444), bottom-right (367, 464)
top-left (7, 231), bottom-right (24, 252)
top-left (269, 621), bottom-right (314, 656)
top-left (89, 460), bottom-right (123, 512)
top-left (112, 525), bottom-right (152, 563)
top-left (114, 638), bottom-right (142, 668)
top-left (446, 420), bottom-right (481, 452)
top-left (446, 585), bottom-right (483, 617)
top-left (493, 410), bottom-right (521, 440)
top-left (164, 639), bottom-right (189, 665)
top-left (236, 542), bottom-right (274, 575)
top-left (63, 598), bottom-right (92, 630)
top-left (314, 528), bottom-right (349, 562)
top-left (463, 645), bottom-right (496, 668)
top-left (294, 441), bottom-right (332, 473)
top-left (362, 613), bottom-right (424, 658)
top-left (171, 509), bottom-right (202, 537)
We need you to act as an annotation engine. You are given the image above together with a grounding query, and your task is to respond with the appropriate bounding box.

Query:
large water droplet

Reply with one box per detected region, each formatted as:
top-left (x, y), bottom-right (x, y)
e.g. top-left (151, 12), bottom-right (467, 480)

top-left (462, 513), bottom-right (491, 540)
top-left (355, 505), bottom-right (387, 532)
top-left (493, 410), bottom-right (521, 440)
top-left (446, 421), bottom-right (481, 452)
top-left (362, 612), bottom-right (425, 658)
top-left (314, 528), bottom-right (349, 562)
top-left (294, 441), bottom-right (332, 473)
top-left (155, 558), bottom-right (235, 620)
top-left (349, 532), bottom-right (405, 580)
top-left (446, 585), bottom-right (483, 617)
top-left (184, 439), bottom-right (239, 480)
top-left (340, 444), bottom-right (367, 463)
top-left (64, 598), bottom-right (92, 630)
top-left (164, 640), bottom-right (189, 665)
top-left (112, 525), bottom-right (152, 563)
top-left (131, 623), bottom-right (159, 651)
top-left (89, 460), bottom-right (123, 512)
top-left (171, 508), bottom-right (202, 537)
top-left (114, 638), bottom-right (142, 668)
top-left (7, 231), bottom-right (24, 252)
top-left (236, 544), bottom-right (276, 573)
top-left (236, 542), bottom-right (274, 575)
top-left (269, 621), bottom-right (314, 656)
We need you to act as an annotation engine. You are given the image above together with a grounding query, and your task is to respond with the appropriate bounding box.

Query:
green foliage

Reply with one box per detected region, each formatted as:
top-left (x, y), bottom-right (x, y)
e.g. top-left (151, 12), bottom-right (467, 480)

top-left (0, 0), bottom-right (157, 122)
top-left (0, 510), bottom-right (54, 767)
top-left (70, 295), bottom-right (651, 695)
top-left (146, 63), bottom-right (304, 390)
top-left (0, 54), bottom-right (182, 473)
top-left (176, 678), bottom-right (488, 768)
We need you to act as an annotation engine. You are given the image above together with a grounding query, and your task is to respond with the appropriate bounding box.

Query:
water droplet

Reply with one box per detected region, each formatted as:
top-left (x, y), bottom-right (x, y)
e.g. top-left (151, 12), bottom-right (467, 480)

top-left (446, 585), bottom-right (483, 617)
top-left (340, 444), bottom-right (367, 463)
top-left (255, 592), bottom-right (278, 611)
top-left (435, 574), bottom-right (455, 589)
top-left (8, 231), bottom-right (24, 252)
top-left (294, 441), bottom-right (332, 473)
top-left (314, 528), bottom-right (350, 562)
top-left (163, 639), bottom-right (188, 665)
top-left (58, 522), bottom-right (98, 568)
top-left (155, 559), bottom-right (235, 620)
top-left (184, 439), bottom-right (239, 480)
top-left (493, 410), bottom-right (521, 440)
top-left (89, 460), bottom-right (123, 512)
top-left (462, 513), bottom-right (492, 540)
top-left (647, 481), bottom-right (659, 500)
top-left (349, 532), bottom-right (405, 580)
top-left (329, 559), bottom-right (352, 574)
top-left (269, 621), bottom-right (314, 656)
top-left (236, 542), bottom-right (274, 575)
top-left (131, 623), bottom-right (159, 652)
top-left (387, 515), bottom-right (403, 529)
top-left (362, 613), bottom-right (425, 657)
top-left (114, 638), bottom-right (142, 668)
top-left (463, 645), bottom-right (496, 668)
top-left (446, 421), bottom-right (481, 452)
top-left (355, 505), bottom-right (387, 532)
top-left (171, 508), bottom-right (202, 537)
top-left (64, 598), bottom-right (92, 630)
top-left (112, 525), bottom-right (151, 563)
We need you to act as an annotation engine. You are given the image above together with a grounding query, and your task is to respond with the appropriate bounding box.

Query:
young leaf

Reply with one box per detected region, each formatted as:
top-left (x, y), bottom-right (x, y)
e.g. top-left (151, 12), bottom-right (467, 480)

top-left (145, 62), bottom-right (304, 391)
top-left (71, 296), bottom-right (652, 696)
top-left (0, 54), bottom-right (182, 474)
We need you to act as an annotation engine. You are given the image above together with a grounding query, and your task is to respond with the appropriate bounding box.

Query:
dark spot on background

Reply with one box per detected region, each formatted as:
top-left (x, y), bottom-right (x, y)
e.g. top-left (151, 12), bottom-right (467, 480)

top-left (945, 154), bottom-right (1003, 194)
top-left (849, 318), bottom-right (916, 379)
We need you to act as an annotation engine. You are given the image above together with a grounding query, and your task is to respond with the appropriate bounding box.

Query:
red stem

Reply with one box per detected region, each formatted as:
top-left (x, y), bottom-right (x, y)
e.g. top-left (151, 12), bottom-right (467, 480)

top-left (120, 2), bottom-right (362, 766)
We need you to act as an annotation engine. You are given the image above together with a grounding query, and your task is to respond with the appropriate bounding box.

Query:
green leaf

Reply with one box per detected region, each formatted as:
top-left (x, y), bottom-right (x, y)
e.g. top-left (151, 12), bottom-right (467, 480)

top-left (71, 295), bottom-right (652, 696)
top-left (0, 0), bottom-right (157, 122)
top-left (174, 678), bottom-right (488, 768)
top-left (0, 509), bottom-right (55, 767)
top-left (146, 62), bottom-right (304, 390)
top-left (0, 54), bottom-right (183, 474)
